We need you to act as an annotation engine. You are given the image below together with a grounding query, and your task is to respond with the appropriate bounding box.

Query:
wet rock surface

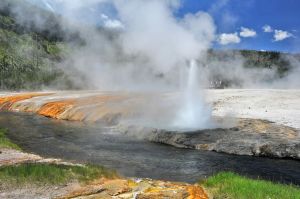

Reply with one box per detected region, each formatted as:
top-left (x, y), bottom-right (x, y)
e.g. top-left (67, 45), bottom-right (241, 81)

top-left (145, 119), bottom-right (300, 159)
top-left (56, 178), bottom-right (208, 199)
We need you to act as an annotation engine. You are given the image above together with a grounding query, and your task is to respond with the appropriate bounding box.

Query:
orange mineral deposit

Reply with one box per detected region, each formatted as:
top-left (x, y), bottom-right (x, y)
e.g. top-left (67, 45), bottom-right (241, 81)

top-left (0, 93), bottom-right (52, 110)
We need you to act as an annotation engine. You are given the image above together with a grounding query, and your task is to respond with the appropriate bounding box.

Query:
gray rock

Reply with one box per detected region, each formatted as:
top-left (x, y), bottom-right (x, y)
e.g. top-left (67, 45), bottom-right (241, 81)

top-left (127, 119), bottom-right (300, 159)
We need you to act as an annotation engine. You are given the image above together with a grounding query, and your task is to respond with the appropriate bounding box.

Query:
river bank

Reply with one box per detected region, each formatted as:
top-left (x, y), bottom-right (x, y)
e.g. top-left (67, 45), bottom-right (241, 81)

top-left (0, 128), bottom-right (208, 199)
top-left (1, 127), bottom-right (299, 199)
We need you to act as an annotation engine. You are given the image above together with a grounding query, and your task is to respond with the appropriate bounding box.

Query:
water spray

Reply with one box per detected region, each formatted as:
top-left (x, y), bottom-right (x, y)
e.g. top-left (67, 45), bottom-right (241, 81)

top-left (174, 59), bottom-right (212, 130)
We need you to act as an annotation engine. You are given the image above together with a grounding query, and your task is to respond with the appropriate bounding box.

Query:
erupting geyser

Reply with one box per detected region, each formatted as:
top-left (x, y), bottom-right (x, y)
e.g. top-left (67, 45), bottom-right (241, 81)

top-left (174, 60), bottom-right (213, 130)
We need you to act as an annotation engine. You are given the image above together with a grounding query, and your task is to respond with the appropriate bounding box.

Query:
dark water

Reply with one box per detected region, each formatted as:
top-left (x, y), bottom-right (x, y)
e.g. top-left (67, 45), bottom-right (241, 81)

top-left (0, 112), bottom-right (299, 185)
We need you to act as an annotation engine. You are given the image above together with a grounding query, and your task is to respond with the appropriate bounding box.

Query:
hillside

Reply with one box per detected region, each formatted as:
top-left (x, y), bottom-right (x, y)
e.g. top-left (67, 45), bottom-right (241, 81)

top-left (206, 49), bottom-right (300, 88)
top-left (0, 0), bottom-right (299, 90)
top-left (0, 0), bottom-right (76, 90)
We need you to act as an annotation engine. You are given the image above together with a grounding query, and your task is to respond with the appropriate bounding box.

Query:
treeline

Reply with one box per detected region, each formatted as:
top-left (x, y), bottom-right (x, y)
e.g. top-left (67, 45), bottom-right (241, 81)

top-left (0, 0), bottom-right (77, 90)
top-left (0, 0), bottom-right (298, 90)
top-left (0, 16), bottom-right (72, 90)
top-left (239, 50), bottom-right (291, 76)
top-left (0, 0), bottom-right (63, 42)
top-left (208, 49), bottom-right (293, 77)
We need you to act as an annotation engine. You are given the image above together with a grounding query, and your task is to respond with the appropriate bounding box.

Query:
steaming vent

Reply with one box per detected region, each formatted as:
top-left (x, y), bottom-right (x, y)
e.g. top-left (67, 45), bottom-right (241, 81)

top-left (173, 60), bottom-right (213, 130)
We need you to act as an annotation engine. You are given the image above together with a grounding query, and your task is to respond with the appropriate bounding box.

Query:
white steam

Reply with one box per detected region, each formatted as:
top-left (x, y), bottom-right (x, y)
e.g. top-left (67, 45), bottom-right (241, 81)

top-left (174, 60), bottom-right (213, 129)
top-left (114, 0), bottom-right (215, 73)
top-left (47, 0), bottom-right (216, 129)
top-left (4, 0), bottom-right (300, 129)
top-left (45, 0), bottom-right (215, 91)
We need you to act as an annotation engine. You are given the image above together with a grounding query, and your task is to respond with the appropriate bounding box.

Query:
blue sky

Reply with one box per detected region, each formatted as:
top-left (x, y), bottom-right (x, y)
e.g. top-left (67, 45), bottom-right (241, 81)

top-left (177, 0), bottom-right (300, 53)
top-left (30, 0), bottom-right (300, 53)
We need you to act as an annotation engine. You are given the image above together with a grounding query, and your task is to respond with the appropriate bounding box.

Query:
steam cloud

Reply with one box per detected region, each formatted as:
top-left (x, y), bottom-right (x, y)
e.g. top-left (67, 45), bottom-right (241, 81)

top-left (1, 0), bottom-right (300, 129)
top-left (57, 0), bottom-right (216, 91)
top-left (4, 0), bottom-right (300, 90)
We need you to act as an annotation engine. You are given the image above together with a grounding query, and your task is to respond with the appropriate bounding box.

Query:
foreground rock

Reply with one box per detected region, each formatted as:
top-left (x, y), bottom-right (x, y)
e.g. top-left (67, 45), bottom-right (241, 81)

top-left (145, 118), bottom-right (300, 159)
top-left (56, 178), bottom-right (208, 199)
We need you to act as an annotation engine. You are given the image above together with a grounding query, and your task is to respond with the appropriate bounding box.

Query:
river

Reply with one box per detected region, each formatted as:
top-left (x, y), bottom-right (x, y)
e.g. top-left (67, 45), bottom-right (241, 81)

top-left (0, 112), bottom-right (299, 184)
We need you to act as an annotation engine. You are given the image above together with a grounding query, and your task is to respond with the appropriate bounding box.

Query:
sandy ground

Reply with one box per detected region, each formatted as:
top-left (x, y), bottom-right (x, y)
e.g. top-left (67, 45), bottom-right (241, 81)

top-left (206, 89), bottom-right (300, 129)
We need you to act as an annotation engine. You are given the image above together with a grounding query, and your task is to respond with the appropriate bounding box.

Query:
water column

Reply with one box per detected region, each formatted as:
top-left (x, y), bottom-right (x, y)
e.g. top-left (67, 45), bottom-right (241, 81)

top-left (174, 59), bottom-right (212, 130)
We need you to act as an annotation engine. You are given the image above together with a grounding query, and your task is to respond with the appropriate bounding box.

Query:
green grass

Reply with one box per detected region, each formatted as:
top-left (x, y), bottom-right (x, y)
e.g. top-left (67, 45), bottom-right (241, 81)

top-left (0, 163), bottom-right (118, 186)
top-left (0, 128), bottom-right (21, 150)
top-left (0, 129), bottom-right (118, 186)
top-left (201, 172), bottom-right (300, 199)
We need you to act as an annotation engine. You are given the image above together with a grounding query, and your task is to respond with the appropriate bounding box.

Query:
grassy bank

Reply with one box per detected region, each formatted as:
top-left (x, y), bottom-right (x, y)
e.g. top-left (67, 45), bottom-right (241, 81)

top-left (0, 128), bottom-right (117, 186)
top-left (0, 128), bottom-right (21, 150)
top-left (0, 163), bottom-right (118, 186)
top-left (202, 172), bottom-right (300, 199)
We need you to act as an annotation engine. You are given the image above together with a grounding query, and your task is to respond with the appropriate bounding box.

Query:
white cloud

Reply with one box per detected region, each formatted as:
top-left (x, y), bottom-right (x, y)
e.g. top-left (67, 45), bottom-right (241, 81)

top-left (218, 32), bottom-right (241, 45)
top-left (273, 30), bottom-right (293, 41)
top-left (101, 14), bottom-right (124, 29)
top-left (104, 19), bottom-right (124, 29)
top-left (240, 27), bottom-right (256, 37)
top-left (101, 14), bottom-right (109, 20)
top-left (262, 25), bottom-right (273, 33)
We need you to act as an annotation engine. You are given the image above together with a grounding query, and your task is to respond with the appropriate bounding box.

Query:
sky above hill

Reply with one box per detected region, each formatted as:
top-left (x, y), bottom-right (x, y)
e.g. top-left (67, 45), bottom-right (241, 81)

top-left (178, 0), bottom-right (300, 53)
top-left (28, 0), bottom-right (300, 53)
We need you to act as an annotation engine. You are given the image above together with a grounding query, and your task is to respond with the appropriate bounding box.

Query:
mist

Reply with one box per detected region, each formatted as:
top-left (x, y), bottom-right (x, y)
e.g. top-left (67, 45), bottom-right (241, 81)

top-left (4, 0), bottom-right (300, 90)
top-left (2, 0), bottom-right (300, 129)
top-left (51, 0), bottom-right (215, 92)
top-left (51, 0), bottom-right (216, 129)
top-left (200, 51), bottom-right (300, 89)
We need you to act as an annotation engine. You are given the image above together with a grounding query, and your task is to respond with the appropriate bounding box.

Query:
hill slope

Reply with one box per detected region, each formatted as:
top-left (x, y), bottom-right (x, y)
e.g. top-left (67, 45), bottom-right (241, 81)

top-left (0, 0), bottom-right (76, 90)
top-left (0, 0), bottom-right (299, 90)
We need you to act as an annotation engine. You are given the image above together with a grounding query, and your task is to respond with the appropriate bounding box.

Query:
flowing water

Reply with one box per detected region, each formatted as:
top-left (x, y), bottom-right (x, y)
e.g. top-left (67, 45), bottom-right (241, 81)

top-left (0, 112), bottom-right (300, 185)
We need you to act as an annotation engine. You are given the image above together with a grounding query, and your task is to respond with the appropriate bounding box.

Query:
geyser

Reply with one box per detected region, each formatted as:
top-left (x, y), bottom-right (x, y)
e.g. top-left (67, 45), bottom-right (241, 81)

top-left (174, 60), bottom-right (213, 130)
top-left (13, 0), bottom-right (216, 130)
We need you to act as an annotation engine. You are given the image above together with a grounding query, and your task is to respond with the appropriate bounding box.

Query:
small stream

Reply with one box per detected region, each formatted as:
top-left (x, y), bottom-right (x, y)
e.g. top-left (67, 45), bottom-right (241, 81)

top-left (0, 112), bottom-right (299, 184)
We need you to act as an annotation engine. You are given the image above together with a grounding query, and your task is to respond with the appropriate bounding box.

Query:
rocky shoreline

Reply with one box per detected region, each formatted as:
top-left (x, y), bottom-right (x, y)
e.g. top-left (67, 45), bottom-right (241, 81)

top-left (120, 118), bottom-right (300, 159)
